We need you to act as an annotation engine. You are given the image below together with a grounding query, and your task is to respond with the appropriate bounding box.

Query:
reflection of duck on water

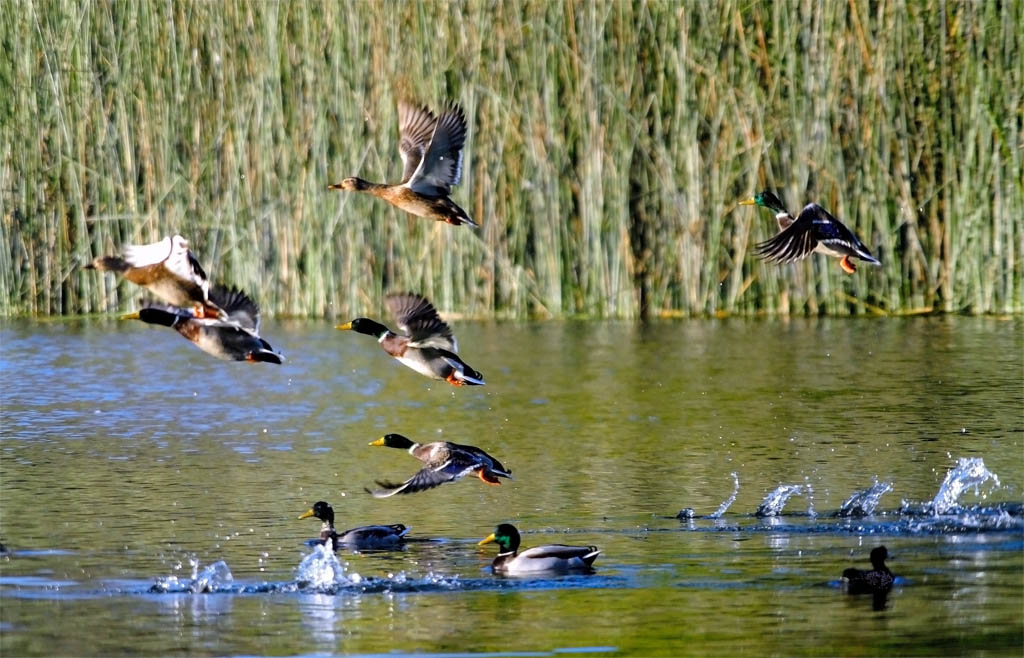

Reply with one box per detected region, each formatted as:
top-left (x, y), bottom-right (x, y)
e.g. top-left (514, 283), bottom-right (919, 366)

top-left (298, 501), bottom-right (408, 550)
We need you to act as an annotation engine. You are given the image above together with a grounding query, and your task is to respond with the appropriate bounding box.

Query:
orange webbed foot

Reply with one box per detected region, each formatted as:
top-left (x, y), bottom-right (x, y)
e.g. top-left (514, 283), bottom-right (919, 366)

top-left (840, 255), bottom-right (857, 274)
top-left (477, 469), bottom-right (501, 485)
top-left (445, 372), bottom-right (465, 387)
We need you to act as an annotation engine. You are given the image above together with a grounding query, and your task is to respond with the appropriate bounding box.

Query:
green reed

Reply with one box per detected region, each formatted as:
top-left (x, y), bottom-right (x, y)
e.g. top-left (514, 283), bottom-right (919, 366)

top-left (1, 0), bottom-right (1020, 318)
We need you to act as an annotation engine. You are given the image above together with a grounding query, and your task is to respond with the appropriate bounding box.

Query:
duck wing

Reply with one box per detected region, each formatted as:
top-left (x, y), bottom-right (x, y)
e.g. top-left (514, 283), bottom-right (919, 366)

top-left (404, 103), bottom-right (467, 197)
top-left (519, 544), bottom-right (600, 562)
top-left (449, 442), bottom-right (510, 477)
top-left (336, 524), bottom-right (409, 545)
top-left (801, 204), bottom-right (878, 262)
top-left (385, 293), bottom-right (457, 351)
top-left (367, 460), bottom-right (478, 498)
top-left (398, 101), bottom-right (438, 184)
top-left (754, 208), bottom-right (820, 264)
top-left (209, 286), bottom-right (262, 333)
top-left (126, 235), bottom-right (206, 283)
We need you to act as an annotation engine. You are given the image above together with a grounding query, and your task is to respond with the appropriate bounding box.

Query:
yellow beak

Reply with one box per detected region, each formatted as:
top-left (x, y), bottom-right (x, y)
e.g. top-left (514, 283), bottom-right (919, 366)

top-left (298, 509), bottom-right (315, 520)
top-left (478, 533), bottom-right (497, 546)
top-left (369, 437), bottom-right (386, 446)
top-left (120, 311), bottom-right (141, 320)
top-left (335, 321), bottom-right (353, 330)
top-left (738, 198), bottom-right (756, 206)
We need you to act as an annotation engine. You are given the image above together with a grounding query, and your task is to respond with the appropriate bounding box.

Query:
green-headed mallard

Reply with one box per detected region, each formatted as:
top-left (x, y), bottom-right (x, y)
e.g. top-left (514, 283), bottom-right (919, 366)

top-left (366, 433), bottom-right (510, 497)
top-left (478, 524), bottom-right (600, 575)
top-left (84, 235), bottom-right (224, 318)
top-left (122, 286), bottom-right (283, 364)
top-left (740, 191), bottom-right (880, 274)
top-left (841, 546), bottom-right (894, 594)
top-left (328, 101), bottom-right (477, 228)
top-left (337, 292), bottom-right (483, 386)
top-left (298, 501), bottom-right (408, 550)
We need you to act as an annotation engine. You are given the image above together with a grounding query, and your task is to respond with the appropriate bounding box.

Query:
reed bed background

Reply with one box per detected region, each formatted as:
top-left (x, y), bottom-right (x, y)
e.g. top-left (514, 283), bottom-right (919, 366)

top-left (1, 0), bottom-right (1020, 318)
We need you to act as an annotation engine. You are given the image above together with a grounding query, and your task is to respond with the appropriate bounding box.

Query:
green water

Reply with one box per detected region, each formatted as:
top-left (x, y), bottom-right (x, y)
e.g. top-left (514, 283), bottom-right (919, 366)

top-left (1, 316), bottom-right (1021, 656)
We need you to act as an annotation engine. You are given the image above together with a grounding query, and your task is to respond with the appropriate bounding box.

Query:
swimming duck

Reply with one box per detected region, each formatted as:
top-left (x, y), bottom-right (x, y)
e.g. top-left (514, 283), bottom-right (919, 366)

top-left (478, 524), bottom-right (601, 575)
top-left (336, 292), bottom-right (483, 386)
top-left (740, 191), bottom-right (881, 274)
top-left (85, 235), bottom-right (224, 318)
top-left (298, 501), bottom-right (408, 550)
top-left (328, 101), bottom-right (477, 228)
top-left (841, 546), bottom-right (894, 593)
top-left (121, 286), bottom-right (283, 363)
top-left (366, 433), bottom-right (511, 497)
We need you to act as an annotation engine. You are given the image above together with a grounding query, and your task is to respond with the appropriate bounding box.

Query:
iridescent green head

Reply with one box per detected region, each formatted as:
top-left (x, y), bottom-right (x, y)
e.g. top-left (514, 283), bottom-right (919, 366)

top-left (740, 190), bottom-right (788, 214)
top-left (478, 523), bottom-right (521, 553)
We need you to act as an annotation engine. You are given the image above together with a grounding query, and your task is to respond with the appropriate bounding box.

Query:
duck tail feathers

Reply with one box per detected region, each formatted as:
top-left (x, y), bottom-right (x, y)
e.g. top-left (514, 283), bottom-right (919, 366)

top-left (248, 350), bottom-right (284, 364)
top-left (84, 256), bottom-right (129, 272)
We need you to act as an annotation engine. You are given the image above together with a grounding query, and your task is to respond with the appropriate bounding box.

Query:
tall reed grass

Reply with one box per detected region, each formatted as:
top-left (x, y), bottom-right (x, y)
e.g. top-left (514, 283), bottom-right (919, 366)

top-left (1, 1), bottom-right (1020, 318)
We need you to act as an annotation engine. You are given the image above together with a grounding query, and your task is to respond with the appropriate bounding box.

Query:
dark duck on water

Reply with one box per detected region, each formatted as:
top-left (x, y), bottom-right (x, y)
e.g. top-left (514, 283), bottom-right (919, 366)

top-left (842, 546), bottom-right (895, 594)
top-left (298, 501), bottom-right (408, 550)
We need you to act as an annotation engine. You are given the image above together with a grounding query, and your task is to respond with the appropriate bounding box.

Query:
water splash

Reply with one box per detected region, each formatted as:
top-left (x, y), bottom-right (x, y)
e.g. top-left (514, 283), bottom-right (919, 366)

top-left (804, 478), bottom-right (816, 518)
top-left (150, 558), bottom-right (233, 593)
top-left (929, 457), bottom-right (1001, 514)
top-left (709, 472), bottom-right (740, 519)
top-left (755, 484), bottom-right (806, 517)
top-left (837, 481), bottom-right (893, 517)
top-left (296, 543), bottom-right (362, 590)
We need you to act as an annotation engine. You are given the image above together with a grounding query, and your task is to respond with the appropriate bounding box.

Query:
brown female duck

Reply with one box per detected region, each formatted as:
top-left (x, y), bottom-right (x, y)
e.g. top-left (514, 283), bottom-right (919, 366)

top-left (328, 101), bottom-right (477, 227)
top-left (85, 235), bottom-right (223, 318)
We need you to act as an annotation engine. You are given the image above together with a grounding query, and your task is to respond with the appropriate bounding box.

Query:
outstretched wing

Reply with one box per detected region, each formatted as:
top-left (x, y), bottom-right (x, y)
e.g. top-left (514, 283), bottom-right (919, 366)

top-left (398, 102), bottom-right (439, 184)
top-left (404, 103), bottom-right (467, 196)
top-left (120, 236), bottom-right (175, 268)
top-left (385, 293), bottom-right (457, 351)
top-left (755, 212), bottom-right (819, 263)
top-left (208, 286), bottom-right (261, 333)
top-left (367, 460), bottom-right (477, 498)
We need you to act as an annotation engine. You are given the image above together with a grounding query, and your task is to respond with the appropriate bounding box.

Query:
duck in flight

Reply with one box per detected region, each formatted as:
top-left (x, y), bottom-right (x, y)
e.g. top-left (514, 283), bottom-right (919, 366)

top-left (336, 292), bottom-right (483, 386)
top-left (121, 286), bottom-right (283, 364)
top-left (328, 101), bottom-right (477, 228)
top-left (740, 191), bottom-right (880, 274)
top-left (366, 433), bottom-right (511, 498)
top-left (85, 235), bottom-right (224, 318)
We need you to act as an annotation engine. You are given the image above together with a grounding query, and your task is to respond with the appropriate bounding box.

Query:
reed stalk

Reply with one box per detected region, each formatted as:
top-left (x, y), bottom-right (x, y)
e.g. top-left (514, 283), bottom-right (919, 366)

top-left (1, 0), bottom-right (1020, 318)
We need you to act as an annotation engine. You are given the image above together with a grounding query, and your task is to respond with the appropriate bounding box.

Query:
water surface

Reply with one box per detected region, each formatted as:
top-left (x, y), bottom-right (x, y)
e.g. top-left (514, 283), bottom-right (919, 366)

top-left (1, 316), bottom-right (1021, 656)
